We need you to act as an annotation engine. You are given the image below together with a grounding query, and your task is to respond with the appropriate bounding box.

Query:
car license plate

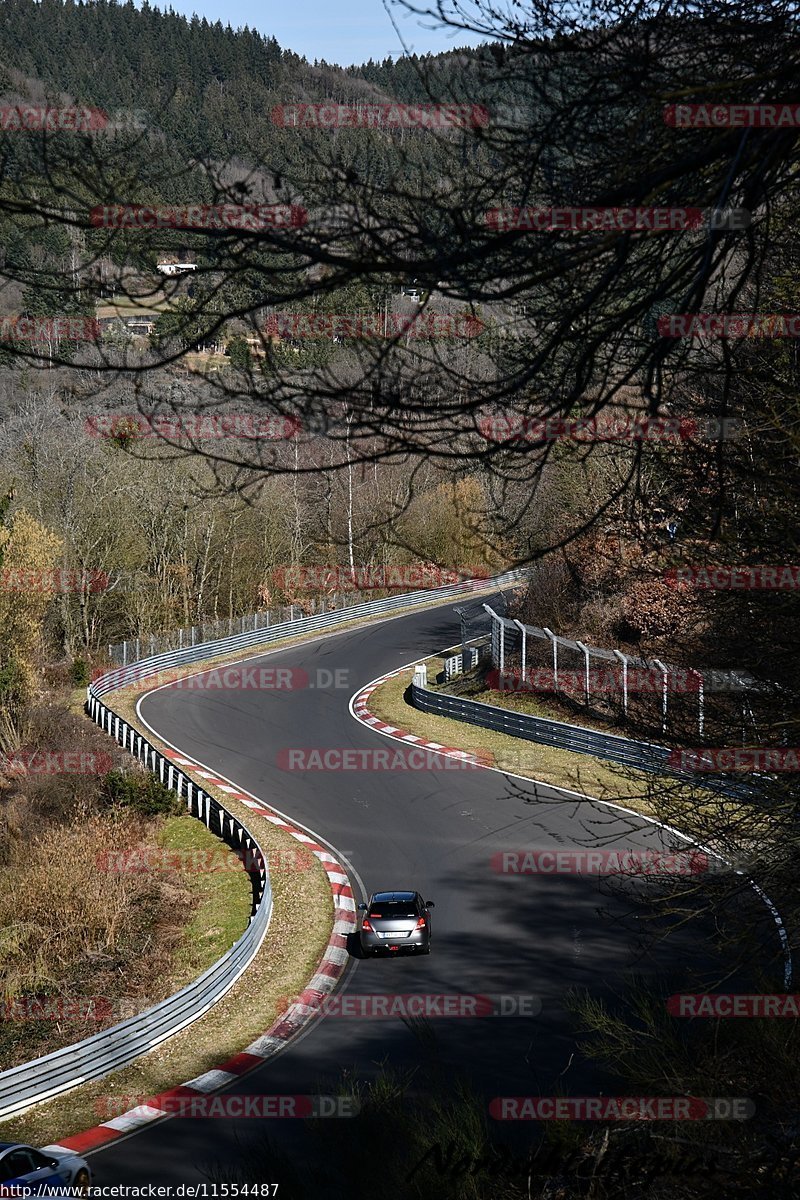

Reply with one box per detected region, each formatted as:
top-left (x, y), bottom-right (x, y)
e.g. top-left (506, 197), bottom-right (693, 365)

top-left (380, 931), bottom-right (408, 938)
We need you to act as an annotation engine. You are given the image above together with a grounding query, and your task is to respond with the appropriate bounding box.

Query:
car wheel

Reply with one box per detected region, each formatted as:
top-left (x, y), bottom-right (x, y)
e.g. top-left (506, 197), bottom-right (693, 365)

top-left (73, 1170), bottom-right (91, 1194)
top-left (422, 942), bottom-right (432, 954)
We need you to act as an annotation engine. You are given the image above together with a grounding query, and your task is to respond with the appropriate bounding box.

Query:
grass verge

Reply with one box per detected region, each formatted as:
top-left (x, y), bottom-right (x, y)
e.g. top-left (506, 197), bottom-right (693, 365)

top-left (3, 667), bottom-right (346, 1144)
top-left (156, 815), bottom-right (252, 986)
top-left (367, 656), bottom-right (730, 821)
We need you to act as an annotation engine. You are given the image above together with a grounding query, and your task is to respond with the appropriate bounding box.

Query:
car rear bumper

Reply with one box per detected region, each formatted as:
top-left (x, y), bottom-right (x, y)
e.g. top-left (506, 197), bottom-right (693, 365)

top-left (360, 929), bottom-right (430, 952)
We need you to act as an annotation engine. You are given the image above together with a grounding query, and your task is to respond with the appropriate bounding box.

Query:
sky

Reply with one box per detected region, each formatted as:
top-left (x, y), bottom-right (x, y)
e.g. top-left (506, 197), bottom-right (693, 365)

top-left (142, 0), bottom-right (488, 66)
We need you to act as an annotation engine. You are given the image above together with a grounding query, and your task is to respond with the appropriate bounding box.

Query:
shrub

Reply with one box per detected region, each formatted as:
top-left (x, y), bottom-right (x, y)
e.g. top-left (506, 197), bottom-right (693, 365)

top-left (70, 658), bottom-right (90, 687)
top-left (0, 657), bottom-right (28, 721)
top-left (98, 769), bottom-right (185, 817)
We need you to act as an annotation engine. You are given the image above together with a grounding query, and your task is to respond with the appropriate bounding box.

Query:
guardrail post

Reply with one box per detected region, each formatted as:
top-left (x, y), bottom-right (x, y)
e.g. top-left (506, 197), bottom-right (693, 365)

top-left (543, 628), bottom-right (557, 691)
top-left (482, 605), bottom-right (502, 669)
top-left (653, 658), bottom-right (669, 732)
top-left (513, 619), bottom-right (527, 683)
top-left (576, 640), bottom-right (591, 706)
top-left (413, 662), bottom-right (427, 689)
top-left (613, 649), bottom-right (629, 717)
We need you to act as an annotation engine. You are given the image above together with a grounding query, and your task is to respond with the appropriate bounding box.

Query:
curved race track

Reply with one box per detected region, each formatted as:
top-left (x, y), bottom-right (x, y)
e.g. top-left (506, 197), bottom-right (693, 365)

top-left (88, 591), bottom-right (774, 1189)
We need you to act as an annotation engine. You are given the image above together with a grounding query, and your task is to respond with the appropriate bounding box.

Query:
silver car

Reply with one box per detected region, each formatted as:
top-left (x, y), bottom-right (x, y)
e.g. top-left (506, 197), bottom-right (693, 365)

top-left (358, 890), bottom-right (434, 955)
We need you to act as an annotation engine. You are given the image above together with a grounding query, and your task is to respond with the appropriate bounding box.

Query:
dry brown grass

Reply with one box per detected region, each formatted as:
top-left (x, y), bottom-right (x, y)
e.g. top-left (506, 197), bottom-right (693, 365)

top-left (0, 810), bottom-right (155, 1000)
top-left (0, 689), bottom-right (253, 1074)
top-left (2, 792), bottom-right (335, 1149)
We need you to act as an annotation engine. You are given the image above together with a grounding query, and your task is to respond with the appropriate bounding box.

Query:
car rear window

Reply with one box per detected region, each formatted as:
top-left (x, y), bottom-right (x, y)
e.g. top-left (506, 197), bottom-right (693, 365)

top-left (369, 901), bottom-right (417, 918)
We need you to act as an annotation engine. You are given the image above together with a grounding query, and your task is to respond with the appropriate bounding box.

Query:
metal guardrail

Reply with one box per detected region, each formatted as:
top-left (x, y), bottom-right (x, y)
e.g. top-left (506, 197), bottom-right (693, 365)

top-left (108, 596), bottom-right (361, 666)
top-left (443, 639), bottom-right (491, 680)
top-left (107, 571), bottom-right (529, 667)
top-left (0, 686), bottom-right (273, 1122)
top-left (94, 570), bottom-right (528, 697)
top-left (411, 666), bottom-right (763, 801)
top-left (1, 569), bottom-right (524, 1122)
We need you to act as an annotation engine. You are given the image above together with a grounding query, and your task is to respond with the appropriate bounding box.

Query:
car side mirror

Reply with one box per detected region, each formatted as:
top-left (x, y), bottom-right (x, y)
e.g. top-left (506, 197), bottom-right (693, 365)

top-left (357, 902), bottom-right (367, 911)
top-left (425, 900), bottom-right (435, 908)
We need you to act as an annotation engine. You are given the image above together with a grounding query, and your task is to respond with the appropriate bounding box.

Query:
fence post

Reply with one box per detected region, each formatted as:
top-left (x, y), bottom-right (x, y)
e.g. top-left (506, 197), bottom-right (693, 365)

top-left (576, 640), bottom-right (590, 706)
top-left (122, 641), bottom-right (128, 666)
top-left (543, 628), bottom-right (557, 691)
top-left (654, 658), bottom-right (669, 732)
top-left (513, 619), bottom-right (527, 683)
top-left (179, 628), bottom-right (183, 649)
top-left (613, 650), bottom-right (629, 717)
top-left (693, 670), bottom-right (704, 737)
top-left (482, 605), bottom-right (502, 670)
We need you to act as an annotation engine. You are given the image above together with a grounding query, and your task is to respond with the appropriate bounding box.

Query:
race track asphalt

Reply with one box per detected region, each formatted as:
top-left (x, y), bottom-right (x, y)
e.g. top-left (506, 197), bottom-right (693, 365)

top-left (88, 592), bottom-right (774, 1191)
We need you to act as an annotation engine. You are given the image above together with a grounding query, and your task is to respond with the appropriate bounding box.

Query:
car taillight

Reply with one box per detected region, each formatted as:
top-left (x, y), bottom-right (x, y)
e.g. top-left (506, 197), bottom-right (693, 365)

top-left (415, 916), bottom-right (426, 928)
top-left (362, 918), bottom-right (374, 932)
